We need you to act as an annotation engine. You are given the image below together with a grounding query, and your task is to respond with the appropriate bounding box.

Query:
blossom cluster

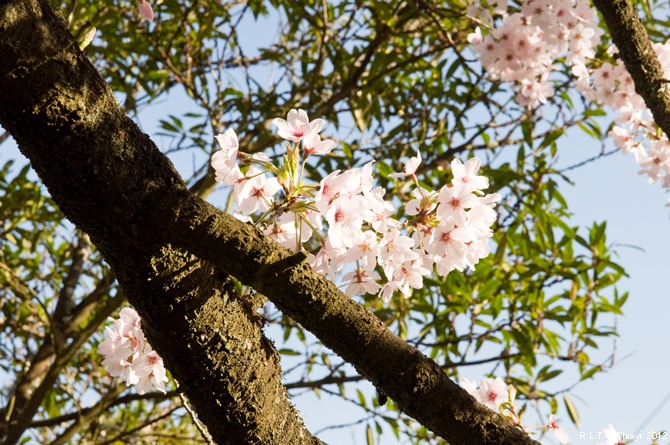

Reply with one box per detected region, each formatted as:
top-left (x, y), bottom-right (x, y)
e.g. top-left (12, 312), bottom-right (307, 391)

top-left (98, 307), bottom-right (168, 394)
top-left (575, 43), bottom-right (670, 190)
top-left (468, 0), bottom-right (670, 201)
top-left (211, 109), bottom-right (501, 302)
top-left (460, 376), bottom-right (569, 443)
top-left (460, 377), bottom-right (649, 445)
top-left (467, 0), bottom-right (603, 108)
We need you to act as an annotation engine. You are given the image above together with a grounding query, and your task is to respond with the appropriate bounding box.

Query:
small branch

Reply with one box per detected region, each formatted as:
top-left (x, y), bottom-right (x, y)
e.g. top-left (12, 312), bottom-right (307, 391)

top-left (285, 374), bottom-right (364, 389)
top-left (53, 231), bottom-right (91, 346)
top-left (29, 390), bottom-right (177, 428)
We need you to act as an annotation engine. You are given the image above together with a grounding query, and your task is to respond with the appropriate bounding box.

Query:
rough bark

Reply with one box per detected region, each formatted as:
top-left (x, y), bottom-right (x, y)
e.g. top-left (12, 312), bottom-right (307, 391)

top-left (0, 1), bottom-right (322, 444)
top-left (592, 0), bottom-right (670, 138)
top-left (0, 0), bottom-right (539, 444)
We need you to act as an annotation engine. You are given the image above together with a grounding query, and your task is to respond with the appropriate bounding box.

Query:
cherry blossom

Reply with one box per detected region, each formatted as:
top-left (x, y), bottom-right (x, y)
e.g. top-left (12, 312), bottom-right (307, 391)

top-left (132, 346), bottom-right (168, 394)
top-left (236, 166), bottom-right (282, 214)
top-left (212, 129), bottom-right (243, 186)
top-left (303, 133), bottom-right (337, 158)
top-left (459, 376), bottom-right (509, 411)
top-left (459, 377), bottom-right (479, 396)
top-left (210, 110), bottom-right (499, 302)
top-left (450, 157), bottom-right (489, 192)
top-left (272, 109), bottom-right (325, 142)
top-left (98, 307), bottom-right (168, 394)
top-left (389, 150), bottom-right (422, 180)
top-left (596, 424), bottom-right (624, 445)
top-left (467, 0), bottom-right (670, 204)
top-left (467, 0), bottom-right (602, 108)
top-left (314, 170), bottom-right (342, 213)
top-left (365, 187), bottom-right (400, 232)
top-left (342, 267), bottom-right (382, 297)
top-left (137, 0), bottom-right (154, 21)
top-left (405, 187), bottom-right (436, 216)
top-left (342, 230), bottom-right (380, 270)
top-left (264, 213), bottom-right (298, 250)
top-left (324, 195), bottom-right (367, 249)
top-left (476, 377), bottom-right (509, 411)
top-left (546, 415), bottom-right (570, 445)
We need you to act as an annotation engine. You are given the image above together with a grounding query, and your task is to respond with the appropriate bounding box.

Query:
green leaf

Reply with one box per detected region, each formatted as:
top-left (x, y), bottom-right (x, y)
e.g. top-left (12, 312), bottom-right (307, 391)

top-left (563, 394), bottom-right (580, 427)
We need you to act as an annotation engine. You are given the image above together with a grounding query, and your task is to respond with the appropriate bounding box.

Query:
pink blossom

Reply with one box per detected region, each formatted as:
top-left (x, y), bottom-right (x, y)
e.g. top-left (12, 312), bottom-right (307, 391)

top-left (365, 187), bottom-right (399, 232)
top-left (212, 129), bottom-right (243, 186)
top-left (451, 158), bottom-right (488, 192)
top-left (342, 267), bottom-right (382, 297)
top-left (547, 415), bottom-right (570, 445)
top-left (639, 139), bottom-right (670, 183)
top-left (264, 213), bottom-right (298, 250)
top-left (132, 346), bottom-right (168, 394)
top-left (237, 167), bottom-right (282, 214)
top-left (138, 0), bottom-right (154, 21)
top-left (209, 112), bottom-right (501, 303)
top-left (437, 184), bottom-right (477, 225)
top-left (303, 133), bottom-right (336, 157)
top-left (378, 230), bottom-right (418, 270)
top-left (405, 187), bottom-right (436, 216)
top-left (272, 109), bottom-right (325, 142)
top-left (314, 170), bottom-right (342, 214)
top-left (597, 424), bottom-right (624, 445)
top-left (425, 222), bottom-right (472, 260)
top-left (99, 308), bottom-right (168, 394)
top-left (389, 151), bottom-right (422, 180)
top-left (476, 377), bottom-right (509, 411)
top-left (324, 195), bottom-right (367, 249)
top-left (459, 378), bottom-right (479, 396)
top-left (394, 260), bottom-right (430, 296)
top-left (343, 230), bottom-right (380, 269)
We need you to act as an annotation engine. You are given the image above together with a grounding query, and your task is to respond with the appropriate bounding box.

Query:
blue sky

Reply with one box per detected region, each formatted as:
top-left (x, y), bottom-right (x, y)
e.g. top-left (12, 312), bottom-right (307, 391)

top-left (551, 130), bottom-right (670, 444)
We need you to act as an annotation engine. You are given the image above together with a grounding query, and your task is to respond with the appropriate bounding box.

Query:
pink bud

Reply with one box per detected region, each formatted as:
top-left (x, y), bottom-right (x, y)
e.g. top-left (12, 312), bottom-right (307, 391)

top-left (138, 0), bottom-right (154, 21)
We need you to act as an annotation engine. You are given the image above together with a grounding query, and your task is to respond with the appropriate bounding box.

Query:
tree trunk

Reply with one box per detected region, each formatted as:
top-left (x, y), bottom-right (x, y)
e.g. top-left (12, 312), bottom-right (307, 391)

top-left (0, 0), bottom-right (538, 443)
top-left (0, 1), bottom-right (323, 444)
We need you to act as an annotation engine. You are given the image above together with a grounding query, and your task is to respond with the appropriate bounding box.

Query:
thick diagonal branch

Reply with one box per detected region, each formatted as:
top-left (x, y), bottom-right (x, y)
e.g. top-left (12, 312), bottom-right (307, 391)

top-left (0, 0), bottom-right (538, 444)
top-left (592, 0), bottom-right (670, 138)
top-left (0, 1), bottom-right (323, 444)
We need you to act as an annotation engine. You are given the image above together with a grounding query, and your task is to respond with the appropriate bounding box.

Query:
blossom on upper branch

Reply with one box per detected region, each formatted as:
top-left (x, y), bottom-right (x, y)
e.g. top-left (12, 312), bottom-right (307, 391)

top-left (212, 129), bottom-right (243, 186)
top-left (303, 133), bottom-right (336, 158)
top-left (389, 151), bottom-right (422, 180)
top-left (273, 109), bottom-right (325, 142)
top-left (138, 0), bottom-right (154, 21)
top-left (236, 166), bottom-right (282, 214)
top-left (210, 111), bottom-right (500, 302)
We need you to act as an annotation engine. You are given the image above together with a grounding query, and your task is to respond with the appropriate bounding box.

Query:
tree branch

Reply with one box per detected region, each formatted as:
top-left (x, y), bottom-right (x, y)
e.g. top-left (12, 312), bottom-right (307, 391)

top-left (28, 389), bottom-right (177, 428)
top-left (0, 2), bottom-right (324, 444)
top-left (0, 0), bottom-right (537, 444)
top-left (592, 0), bottom-right (670, 138)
